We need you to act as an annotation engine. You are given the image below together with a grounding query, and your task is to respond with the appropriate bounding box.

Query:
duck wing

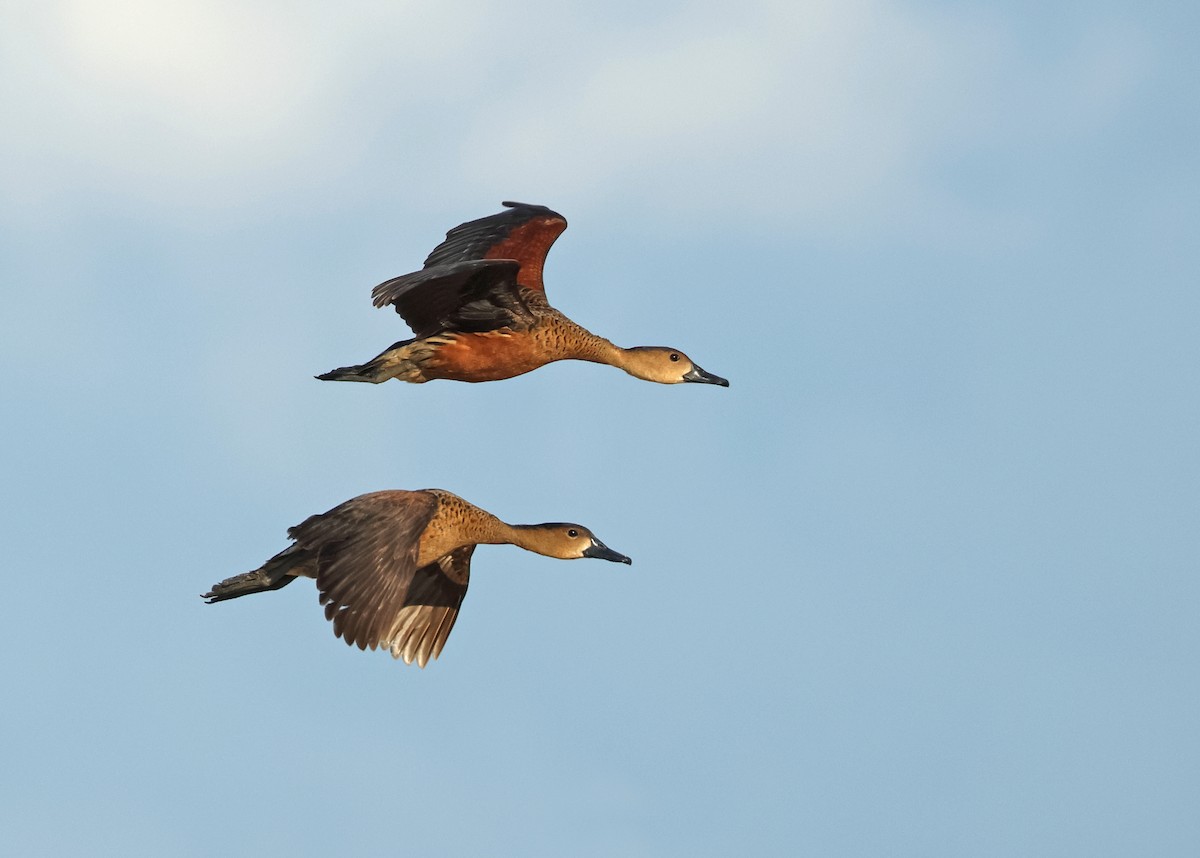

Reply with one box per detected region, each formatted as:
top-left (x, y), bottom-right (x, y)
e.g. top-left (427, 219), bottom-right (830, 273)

top-left (384, 546), bottom-right (474, 667)
top-left (287, 490), bottom-right (467, 667)
top-left (371, 258), bottom-right (539, 337)
top-left (422, 201), bottom-right (567, 294)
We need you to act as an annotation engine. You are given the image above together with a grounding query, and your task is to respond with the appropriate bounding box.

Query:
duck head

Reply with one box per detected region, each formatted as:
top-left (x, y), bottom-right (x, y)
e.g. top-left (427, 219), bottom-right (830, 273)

top-left (621, 346), bottom-right (729, 386)
top-left (516, 523), bottom-right (632, 564)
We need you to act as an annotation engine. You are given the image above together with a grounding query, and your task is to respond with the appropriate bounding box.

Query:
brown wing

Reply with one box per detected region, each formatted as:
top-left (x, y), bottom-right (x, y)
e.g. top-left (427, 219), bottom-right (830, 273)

top-left (286, 490), bottom-right (455, 663)
top-left (371, 258), bottom-right (539, 338)
top-left (381, 546), bottom-right (473, 667)
top-left (422, 201), bottom-right (567, 294)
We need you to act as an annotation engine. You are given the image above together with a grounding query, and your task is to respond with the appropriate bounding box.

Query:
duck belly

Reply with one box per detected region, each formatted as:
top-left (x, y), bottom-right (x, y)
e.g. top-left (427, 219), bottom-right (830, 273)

top-left (425, 331), bottom-right (552, 382)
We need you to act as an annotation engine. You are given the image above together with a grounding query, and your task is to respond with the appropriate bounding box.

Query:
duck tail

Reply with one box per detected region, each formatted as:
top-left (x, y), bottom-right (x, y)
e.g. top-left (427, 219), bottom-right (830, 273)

top-left (202, 545), bottom-right (305, 603)
top-left (317, 340), bottom-right (426, 383)
top-left (315, 357), bottom-right (389, 383)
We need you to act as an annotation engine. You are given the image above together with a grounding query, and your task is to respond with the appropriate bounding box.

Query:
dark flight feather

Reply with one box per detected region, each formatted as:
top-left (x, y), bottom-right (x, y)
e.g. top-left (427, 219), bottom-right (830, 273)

top-left (421, 201), bottom-right (567, 293)
top-left (383, 546), bottom-right (473, 666)
top-left (371, 258), bottom-right (538, 337)
top-left (285, 491), bottom-right (444, 654)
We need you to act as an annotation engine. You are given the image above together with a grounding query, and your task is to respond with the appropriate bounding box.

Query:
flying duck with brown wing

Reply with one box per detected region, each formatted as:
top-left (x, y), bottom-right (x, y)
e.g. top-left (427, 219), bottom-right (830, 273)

top-left (203, 488), bottom-right (631, 668)
top-left (317, 202), bottom-right (729, 387)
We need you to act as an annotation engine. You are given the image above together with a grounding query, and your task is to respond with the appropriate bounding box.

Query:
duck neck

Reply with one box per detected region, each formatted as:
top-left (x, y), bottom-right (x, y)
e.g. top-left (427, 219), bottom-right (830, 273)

top-left (503, 524), bottom-right (564, 558)
top-left (462, 517), bottom-right (541, 550)
top-left (572, 334), bottom-right (626, 368)
top-left (549, 314), bottom-right (627, 369)
top-left (421, 493), bottom-right (530, 565)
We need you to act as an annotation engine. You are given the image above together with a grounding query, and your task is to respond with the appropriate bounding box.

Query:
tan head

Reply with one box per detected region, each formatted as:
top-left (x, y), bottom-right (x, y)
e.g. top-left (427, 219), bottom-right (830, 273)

top-left (511, 523), bottom-right (632, 564)
top-left (620, 346), bottom-right (729, 386)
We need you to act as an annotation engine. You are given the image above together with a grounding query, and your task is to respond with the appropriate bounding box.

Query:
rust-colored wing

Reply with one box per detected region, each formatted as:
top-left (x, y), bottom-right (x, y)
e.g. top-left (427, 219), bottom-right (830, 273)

top-left (422, 201), bottom-right (567, 294)
top-left (371, 258), bottom-right (538, 338)
top-left (286, 490), bottom-right (467, 666)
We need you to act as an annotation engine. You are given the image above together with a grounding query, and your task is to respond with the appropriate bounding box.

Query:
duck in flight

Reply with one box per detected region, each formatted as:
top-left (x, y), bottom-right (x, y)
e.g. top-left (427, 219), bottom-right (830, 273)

top-left (317, 202), bottom-right (729, 387)
top-left (203, 488), bottom-right (631, 668)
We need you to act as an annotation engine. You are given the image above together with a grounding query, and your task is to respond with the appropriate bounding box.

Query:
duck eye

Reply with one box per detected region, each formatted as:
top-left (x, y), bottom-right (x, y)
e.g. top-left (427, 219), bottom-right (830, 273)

top-left (669, 353), bottom-right (680, 362)
top-left (567, 528), bottom-right (579, 538)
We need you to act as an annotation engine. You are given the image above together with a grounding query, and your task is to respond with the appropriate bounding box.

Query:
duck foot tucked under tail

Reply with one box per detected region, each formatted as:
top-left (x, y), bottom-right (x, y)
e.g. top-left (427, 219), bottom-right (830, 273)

top-left (203, 546), bottom-right (306, 603)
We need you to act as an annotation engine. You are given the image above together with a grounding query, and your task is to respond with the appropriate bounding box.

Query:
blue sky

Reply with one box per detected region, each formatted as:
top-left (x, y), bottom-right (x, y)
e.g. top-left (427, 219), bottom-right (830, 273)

top-left (2, 1), bottom-right (1198, 855)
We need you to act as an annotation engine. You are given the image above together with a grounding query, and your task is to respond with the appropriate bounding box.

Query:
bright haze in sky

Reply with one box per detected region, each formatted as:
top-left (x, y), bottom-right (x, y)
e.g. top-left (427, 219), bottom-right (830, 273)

top-left (1, 2), bottom-right (1196, 856)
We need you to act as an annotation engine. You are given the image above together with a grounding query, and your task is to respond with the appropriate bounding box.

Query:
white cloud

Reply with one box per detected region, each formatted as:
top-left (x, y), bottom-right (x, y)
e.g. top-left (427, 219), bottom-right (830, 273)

top-left (456, 1), bottom-right (1151, 235)
top-left (0, 0), bottom-right (1151, 237)
top-left (0, 0), bottom-right (495, 222)
top-left (2, 2), bottom-right (318, 215)
top-left (58, 0), bottom-right (308, 127)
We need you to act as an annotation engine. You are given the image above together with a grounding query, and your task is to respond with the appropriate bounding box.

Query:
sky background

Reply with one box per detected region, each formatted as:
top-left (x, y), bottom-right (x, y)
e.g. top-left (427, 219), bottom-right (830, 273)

top-left (2, 1), bottom-right (1198, 855)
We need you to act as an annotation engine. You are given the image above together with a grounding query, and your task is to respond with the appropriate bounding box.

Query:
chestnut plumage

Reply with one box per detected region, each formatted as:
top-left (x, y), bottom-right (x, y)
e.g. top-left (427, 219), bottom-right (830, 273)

top-left (317, 202), bottom-right (729, 387)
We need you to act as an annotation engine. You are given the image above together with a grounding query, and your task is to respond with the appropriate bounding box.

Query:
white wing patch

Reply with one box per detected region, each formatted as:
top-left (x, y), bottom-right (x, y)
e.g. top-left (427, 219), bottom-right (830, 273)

top-left (385, 604), bottom-right (460, 668)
